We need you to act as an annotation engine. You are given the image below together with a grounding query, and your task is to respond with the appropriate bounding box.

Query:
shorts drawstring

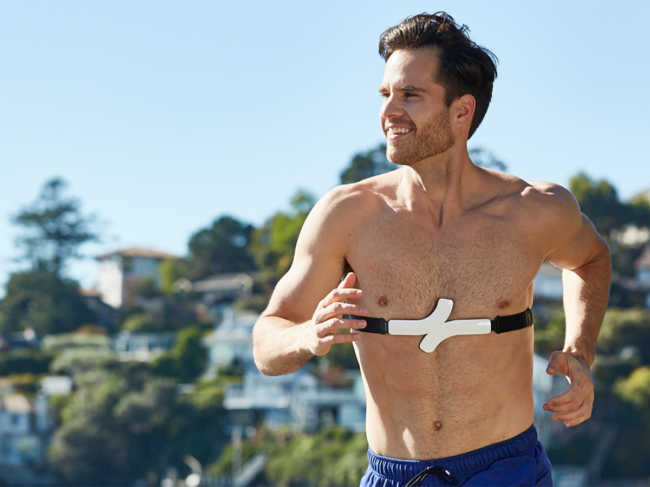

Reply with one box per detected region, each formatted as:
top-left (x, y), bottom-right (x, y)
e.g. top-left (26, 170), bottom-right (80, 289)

top-left (404, 465), bottom-right (460, 487)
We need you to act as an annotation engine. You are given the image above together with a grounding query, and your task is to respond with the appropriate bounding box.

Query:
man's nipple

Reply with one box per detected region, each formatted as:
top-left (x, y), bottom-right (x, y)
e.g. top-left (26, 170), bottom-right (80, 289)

top-left (497, 300), bottom-right (510, 310)
top-left (377, 296), bottom-right (389, 307)
top-left (433, 421), bottom-right (442, 431)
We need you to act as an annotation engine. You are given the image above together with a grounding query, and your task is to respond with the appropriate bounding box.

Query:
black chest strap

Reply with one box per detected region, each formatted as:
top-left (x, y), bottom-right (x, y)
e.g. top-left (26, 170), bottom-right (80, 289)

top-left (350, 308), bottom-right (533, 335)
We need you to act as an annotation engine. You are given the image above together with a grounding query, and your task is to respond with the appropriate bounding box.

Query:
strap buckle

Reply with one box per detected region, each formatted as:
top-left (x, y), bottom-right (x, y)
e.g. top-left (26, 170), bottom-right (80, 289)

top-left (492, 315), bottom-right (502, 334)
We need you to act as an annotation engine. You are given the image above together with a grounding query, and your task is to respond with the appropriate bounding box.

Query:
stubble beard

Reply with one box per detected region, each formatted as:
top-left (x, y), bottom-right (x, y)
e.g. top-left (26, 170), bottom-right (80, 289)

top-left (386, 107), bottom-right (456, 166)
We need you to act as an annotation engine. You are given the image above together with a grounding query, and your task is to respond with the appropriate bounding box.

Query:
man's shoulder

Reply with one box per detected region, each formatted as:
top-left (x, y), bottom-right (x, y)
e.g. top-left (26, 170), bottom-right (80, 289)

top-left (520, 181), bottom-right (580, 219)
top-left (501, 178), bottom-right (582, 236)
top-left (315, 174), bottom-right (395, 219)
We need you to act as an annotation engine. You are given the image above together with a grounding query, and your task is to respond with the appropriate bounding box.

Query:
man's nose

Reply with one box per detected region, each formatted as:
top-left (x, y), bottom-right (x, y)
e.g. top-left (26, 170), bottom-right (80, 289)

top-left (380, 94), bottom-right (403, 120)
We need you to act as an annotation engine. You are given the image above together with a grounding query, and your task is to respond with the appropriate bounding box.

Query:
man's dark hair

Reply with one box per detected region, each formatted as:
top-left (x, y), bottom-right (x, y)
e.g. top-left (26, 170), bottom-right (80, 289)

top-left (379, 12), bottom-right (498, 139)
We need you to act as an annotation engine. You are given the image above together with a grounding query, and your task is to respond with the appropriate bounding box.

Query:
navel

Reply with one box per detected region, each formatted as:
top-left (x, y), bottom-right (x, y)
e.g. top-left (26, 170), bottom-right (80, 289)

top-left (497, 300), bottom-right (510, 310)
top-left (433, 421), bottom-right (442, 431)
top-left (377, 296), bottom-right (389, 307)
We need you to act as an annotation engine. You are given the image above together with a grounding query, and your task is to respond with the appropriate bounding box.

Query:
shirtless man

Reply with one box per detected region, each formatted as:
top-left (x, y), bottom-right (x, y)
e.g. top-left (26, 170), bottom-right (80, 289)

top-left (253, 12), bottom-right (611, 486)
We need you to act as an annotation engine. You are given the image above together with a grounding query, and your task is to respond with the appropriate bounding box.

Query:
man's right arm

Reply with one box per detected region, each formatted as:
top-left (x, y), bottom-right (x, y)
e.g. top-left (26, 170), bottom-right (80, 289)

top-left (252, 187), bottom-right (369, 376)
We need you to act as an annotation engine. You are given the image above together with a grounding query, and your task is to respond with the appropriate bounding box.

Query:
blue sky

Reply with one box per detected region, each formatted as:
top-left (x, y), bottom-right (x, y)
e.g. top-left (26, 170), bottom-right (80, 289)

top-left (1, 1), bottom-right (649, 292)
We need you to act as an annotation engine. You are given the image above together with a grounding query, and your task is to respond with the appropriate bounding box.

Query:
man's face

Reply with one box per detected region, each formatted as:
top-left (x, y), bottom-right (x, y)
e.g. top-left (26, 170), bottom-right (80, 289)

top-left (379, 48), bottom-right (455, 166)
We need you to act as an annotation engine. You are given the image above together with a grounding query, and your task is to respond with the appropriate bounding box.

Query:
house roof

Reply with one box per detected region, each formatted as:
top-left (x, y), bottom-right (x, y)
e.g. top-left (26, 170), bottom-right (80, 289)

top-left (635, 246), bottom-right (650, 271)
top-left (79, 287), bottom-right (101, 297)
top-left (0, 394), bottom-right (32, 413)
top-left (96, 247), bottom-right (179, 261)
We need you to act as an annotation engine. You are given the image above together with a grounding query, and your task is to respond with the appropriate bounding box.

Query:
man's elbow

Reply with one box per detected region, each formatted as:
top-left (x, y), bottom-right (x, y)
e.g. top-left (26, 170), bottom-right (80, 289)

top-left (251, 326), bottom-right (273, 376)
top-left (595, 237), bottom-right (612, 274)
top-left (253, 356), bottom-right (276, 376)
top-left (252, 344), bottom-right (278, 376)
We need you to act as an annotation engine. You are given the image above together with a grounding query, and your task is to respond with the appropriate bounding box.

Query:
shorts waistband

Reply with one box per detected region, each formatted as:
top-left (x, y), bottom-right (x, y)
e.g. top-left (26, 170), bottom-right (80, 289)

top-left (367, 424), bottom-right (538, 480)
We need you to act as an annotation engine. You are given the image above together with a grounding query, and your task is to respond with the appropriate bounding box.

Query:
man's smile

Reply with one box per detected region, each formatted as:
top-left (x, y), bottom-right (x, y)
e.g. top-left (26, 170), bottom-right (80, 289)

top-left (385, 125), bottom-right (414, 140)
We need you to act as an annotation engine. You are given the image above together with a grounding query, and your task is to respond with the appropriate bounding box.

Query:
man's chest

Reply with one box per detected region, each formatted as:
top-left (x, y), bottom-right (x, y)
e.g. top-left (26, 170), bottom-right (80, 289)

top-left (346, 211), bottom-right (544, 319)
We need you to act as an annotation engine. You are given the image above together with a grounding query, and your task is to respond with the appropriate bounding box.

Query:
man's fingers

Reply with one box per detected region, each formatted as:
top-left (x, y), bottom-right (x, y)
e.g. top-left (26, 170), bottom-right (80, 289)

top-left (309, 274), bottom-right (366, 356)
top-left (544, 385), bottom-right (581, 407)
top-left (339, 272), bottom-right (357, 289)
top-left (326, 288), bottom-right (363, 304)
top-left (318, 301), bottom-right (367, 321)
top-left (321, 331), bottom-right (362, 346)
top-left (551, 397), bottom-right (593, 427)
top-left (544, 390), bottom-right (586, 413)
top-left (546, 351), bottom-right (568, 375)
top-left (544, 375), bottom-right (591, 408)
top-left (316, 318), bottom-right (366, 338)
top-left (551, 399), bottom-right (593, 424)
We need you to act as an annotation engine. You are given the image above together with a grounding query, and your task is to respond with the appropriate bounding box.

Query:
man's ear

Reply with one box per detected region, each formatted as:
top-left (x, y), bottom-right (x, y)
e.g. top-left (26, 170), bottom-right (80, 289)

top-left (452, 94), bottom-right (476, 130)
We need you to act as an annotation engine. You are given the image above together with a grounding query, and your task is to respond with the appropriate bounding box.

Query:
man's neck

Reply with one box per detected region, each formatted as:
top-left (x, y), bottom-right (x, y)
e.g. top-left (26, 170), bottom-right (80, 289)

top-left (395, 145), bottom-right (484, 227)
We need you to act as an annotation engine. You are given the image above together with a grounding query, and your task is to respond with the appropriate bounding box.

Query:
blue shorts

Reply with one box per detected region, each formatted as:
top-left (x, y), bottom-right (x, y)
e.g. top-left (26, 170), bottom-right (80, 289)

top-left (360, 424), bottom-right (552, 486)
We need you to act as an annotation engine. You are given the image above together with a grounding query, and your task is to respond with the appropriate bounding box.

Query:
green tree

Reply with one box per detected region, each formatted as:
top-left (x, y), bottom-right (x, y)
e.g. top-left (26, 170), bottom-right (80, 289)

top-left (0, 350), bottom-right (54, 376)
top-left (50, 348), bottom-right (119, 377)
top-left (1, 178), bottom-right (101, 335)
top-left (597, 307), bottom-right (650, 363)
top-left (0, 270), bottom-right (97, 335)
top-left (629, 194), bottom-right (650, 229)
top-left (533, 305), bottom-right (566, 354)
top-left (615, 366), bottom-right (650, 407)
top-left (153, 326), bottom-right (208, 383)
top-left (251, 190), bottom-right (316, 280)
top-left (159, 258), bottom-right (190, 295)
top-left (340, 143), bottom-right (397, 184)
top-left (208, 426), bottom-right (368, 487)
top-left (121, 313), bottom-right (161, 332)
top-left (570, 173), bottom-right (625, 238)
top-left (569, 173), bottom-right (650, 239)
top-left (187, 216), bottom-right (256, 279)
top-left (12, 178), bottom-right (99, 274)
top-left (48, 367), bottom-right (228, 485)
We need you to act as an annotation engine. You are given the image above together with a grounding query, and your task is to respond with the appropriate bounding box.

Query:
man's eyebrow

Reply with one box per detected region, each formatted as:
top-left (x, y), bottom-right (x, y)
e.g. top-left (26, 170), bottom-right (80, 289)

top-left (378, 85), bottom-right (428, 94)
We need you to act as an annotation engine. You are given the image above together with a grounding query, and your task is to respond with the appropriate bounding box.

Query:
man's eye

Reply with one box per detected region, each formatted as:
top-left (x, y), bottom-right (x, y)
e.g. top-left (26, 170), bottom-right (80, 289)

top-left (405, 93), bottom-right (417, 98)
top-left (380, 93), bottom-right (389, 98)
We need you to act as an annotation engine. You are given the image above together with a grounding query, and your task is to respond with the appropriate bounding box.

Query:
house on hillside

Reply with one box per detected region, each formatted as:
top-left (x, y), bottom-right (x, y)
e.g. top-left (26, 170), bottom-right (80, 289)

top-left (95, 247), bottom-right (178, 308)
top-left (113, 331), bottom-right (176, 361)
top-left (0, 329), bottom-right (39, 352)
top-left (202, 307), bottom-right (256, 375)
top-left (0, 394), bottom-right (44, 472)
top-left (173, 272), bottom-right (255, 322)
top-left (223, 364), bottom-right (367, 434)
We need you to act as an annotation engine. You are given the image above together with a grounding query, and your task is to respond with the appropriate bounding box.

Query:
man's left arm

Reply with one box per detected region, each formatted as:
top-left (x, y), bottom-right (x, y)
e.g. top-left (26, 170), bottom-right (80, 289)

top-left (534, 183), bottom-right (612, 427)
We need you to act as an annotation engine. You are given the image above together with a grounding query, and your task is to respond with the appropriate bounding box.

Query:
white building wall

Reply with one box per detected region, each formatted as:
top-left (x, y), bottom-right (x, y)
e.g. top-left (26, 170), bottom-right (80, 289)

top-left (96, 256), bottom-right (123, 308)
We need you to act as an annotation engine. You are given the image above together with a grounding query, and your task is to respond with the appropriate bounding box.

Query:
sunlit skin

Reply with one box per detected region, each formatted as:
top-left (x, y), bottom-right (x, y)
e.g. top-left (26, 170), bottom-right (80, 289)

top-left (253, 48), bottom-right (611, 460)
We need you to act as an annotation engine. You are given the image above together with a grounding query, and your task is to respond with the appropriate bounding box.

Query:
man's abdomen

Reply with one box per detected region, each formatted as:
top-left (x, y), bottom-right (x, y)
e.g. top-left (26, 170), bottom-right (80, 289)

top-left (356, 327), bottom-right (535, 460)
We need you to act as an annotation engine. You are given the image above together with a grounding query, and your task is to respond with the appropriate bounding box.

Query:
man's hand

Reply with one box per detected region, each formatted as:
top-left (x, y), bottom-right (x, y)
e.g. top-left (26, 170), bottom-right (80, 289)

top-left (303, 272), bottom-right (367, 356)
top-left (542, 351), bottom-right (594, 427)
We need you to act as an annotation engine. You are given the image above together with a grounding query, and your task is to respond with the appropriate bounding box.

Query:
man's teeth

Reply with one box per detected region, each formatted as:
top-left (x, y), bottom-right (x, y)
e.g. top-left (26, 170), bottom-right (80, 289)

top-left (388, 127), bottom-right (412, 134)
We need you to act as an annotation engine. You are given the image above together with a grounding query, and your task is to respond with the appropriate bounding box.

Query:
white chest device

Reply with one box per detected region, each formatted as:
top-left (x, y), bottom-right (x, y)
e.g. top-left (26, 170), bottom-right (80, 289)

top-left (352, 299), bottom-right (533, 353)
